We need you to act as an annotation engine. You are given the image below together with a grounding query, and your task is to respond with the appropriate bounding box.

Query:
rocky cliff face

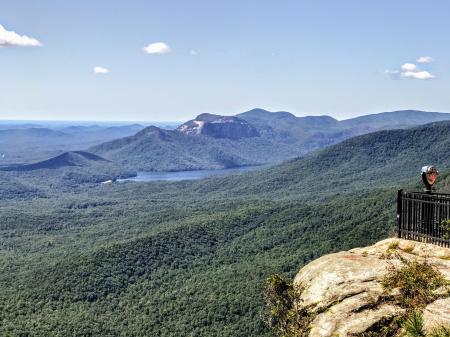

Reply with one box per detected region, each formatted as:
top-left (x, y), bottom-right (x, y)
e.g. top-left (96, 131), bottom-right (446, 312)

top-left (177, 113), bottom-right (260, 140)
top-left (275, 239), bottom-right (450, 336)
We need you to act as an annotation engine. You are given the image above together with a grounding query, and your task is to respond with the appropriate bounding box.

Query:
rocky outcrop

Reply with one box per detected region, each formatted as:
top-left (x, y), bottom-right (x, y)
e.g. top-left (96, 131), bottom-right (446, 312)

top-left (177, 113), bottom-right (259, 140)
top-left (292, 238), bottom-right (450, 336)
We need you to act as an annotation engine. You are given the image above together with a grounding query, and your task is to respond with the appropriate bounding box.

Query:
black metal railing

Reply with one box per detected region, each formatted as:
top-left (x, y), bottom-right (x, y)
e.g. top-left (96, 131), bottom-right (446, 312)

top-left (397, 190), bottom-right (450, 247)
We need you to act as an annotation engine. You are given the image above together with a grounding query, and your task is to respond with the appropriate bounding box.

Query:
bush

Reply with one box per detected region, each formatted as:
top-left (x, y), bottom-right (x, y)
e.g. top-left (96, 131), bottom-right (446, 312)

top-left (402, 310), bottom-right (425, 337)
top-left (263, 274), bottom-right (311, 337)
top-left (382, 259), bottom-right (447, 309)
top-left (441, 220), bottom-right (450, 240)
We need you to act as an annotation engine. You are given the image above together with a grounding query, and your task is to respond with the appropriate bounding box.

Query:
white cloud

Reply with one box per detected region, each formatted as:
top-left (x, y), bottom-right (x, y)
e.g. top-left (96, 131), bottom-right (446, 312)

top-left (385, 61), bottom-right (434, 80)
top-left (190, 49), bottom-right (198, 56)
top-left (143, 42), bottom-right (171, 54)
top-left (94, 66), bottom-right (109, 74)
top-left (401, 63), bottom-right (417, 72)
top-left (417, 56), bottom-right (434, 63)
top-left (401, 70), bottom-right (434, 80)
top-left (0, 24), bottom-right (42, 47)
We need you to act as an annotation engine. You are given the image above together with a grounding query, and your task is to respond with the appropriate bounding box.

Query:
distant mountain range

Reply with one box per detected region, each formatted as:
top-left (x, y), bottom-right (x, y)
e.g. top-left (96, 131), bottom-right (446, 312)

top-left (0, 124), bottom-right (145, 164)
top-left (90, 109), bottom-right (450, 171)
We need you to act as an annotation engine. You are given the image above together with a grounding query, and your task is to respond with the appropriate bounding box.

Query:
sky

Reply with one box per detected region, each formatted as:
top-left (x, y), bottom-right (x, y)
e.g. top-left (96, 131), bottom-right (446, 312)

top-left (1, 0), bottom-right (450, 122)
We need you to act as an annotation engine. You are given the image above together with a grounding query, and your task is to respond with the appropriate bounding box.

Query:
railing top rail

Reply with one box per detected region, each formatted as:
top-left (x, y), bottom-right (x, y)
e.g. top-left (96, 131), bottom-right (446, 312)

top-left (401, 191), bottom-right (450, 198)
top-left (400, 197), bottom-right (450, 207)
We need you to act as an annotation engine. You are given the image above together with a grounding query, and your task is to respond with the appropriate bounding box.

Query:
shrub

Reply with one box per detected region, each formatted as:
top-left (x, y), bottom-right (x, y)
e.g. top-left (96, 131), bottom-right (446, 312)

top-left (402, 310), bottom-right (425, 337)
top-left (388, 241), bottom-right (400, 250)
top-left (382, 259), bottom-right (447, 309)
top-left (441, 220), bottom-right (450, 240)
top-left (263, 274), bottom-right (311, 337)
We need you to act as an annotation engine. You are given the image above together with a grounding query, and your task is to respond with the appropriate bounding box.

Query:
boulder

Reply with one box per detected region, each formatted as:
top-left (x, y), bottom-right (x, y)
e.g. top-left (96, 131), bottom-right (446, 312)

top-left (292, 238), bottom-right (450, 336)
top-left (423, 298), bottom-right (450, 333)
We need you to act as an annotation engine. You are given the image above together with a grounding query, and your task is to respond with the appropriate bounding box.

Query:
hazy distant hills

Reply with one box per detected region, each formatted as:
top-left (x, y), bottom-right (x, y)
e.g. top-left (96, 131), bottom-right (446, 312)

top-left (0, 124), bottom-right (145, 164)
top-left (91, 109), bottom-right (450, 171)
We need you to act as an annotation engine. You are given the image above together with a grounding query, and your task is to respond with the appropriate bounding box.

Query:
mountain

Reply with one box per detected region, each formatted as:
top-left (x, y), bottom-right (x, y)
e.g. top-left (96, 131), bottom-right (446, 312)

top-left (0, 151), bottom-right (110, 171)
top-left (239, 108), bottom-right (450, 131)
top-left (60, 124), bottom-right (145, 138)
top-left (237, 108), bottom-right (339, 129)
top-left (340, 109), bottom-right (450, 129)
top-left (177, 113), bottom-right (259, 139)
top-left (90, 126), bottom-right (260, 171)
top-left (0, 151), bottom-right (134, 187)
top-left (91, 109), bottom-right (450, 172)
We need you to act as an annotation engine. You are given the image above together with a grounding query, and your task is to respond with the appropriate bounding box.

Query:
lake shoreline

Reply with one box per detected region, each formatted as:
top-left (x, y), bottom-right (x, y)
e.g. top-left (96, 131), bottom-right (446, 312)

top-left (116, 165), bottom-right (265, 182)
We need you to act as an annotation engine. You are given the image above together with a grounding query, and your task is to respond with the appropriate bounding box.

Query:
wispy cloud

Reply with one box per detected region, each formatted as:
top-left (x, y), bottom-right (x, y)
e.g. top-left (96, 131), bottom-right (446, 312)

top-left (94, 66), bottom-right (109, 74)
top-left (189, 49), bottom-right (198, 56)
top-left (143, 42), bottom-right (171, 55)
top-left (417, 56), bottom-right (434, 64)
top-left (0, 24), bottom-right (42, 47)
top-left (385, 59), bottom-right (434, 80)
top-left (384, 70), bottom-right (400, 76)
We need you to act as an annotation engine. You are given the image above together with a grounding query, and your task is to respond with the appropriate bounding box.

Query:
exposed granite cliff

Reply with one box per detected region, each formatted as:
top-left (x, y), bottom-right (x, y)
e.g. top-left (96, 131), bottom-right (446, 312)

top-left (177, 113), bottom-right (260, 140)
top-left (268, 238), bottom-right (450, 336)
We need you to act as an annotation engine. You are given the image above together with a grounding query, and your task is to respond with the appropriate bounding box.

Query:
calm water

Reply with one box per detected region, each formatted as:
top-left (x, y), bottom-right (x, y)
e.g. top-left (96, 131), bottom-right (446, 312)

top-left (118, 166), bottom-right (263, 182)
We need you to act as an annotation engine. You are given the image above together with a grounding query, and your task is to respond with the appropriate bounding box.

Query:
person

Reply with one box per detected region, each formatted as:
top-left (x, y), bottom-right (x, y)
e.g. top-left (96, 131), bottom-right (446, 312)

top-left (420, 165), bottom-right (439, 234)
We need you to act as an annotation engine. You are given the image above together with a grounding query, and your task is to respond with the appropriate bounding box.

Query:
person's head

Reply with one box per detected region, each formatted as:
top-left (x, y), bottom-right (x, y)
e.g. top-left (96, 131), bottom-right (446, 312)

top-left (421, 165), bottom-right (439, 188)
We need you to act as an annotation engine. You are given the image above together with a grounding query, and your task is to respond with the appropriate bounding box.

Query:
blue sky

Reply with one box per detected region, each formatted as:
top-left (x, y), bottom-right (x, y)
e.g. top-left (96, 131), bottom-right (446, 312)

top-left (1, 0), bottom-right (449, 122)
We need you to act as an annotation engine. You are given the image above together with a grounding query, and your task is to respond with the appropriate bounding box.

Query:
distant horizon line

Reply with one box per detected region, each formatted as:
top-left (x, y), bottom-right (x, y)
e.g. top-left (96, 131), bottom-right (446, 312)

top-left (0, 108), bottom-right (446, 125)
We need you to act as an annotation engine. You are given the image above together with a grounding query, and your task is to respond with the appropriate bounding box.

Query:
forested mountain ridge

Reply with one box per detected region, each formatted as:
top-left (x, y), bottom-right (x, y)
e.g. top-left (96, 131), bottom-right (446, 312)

top-left (91, 109), bottom-right (450, 172)
top-left (0, 151), bottom-right (134, 193)
top-left (0, 151), bottom-right (110, 171)
top-left (238, 108), bottom-right (450, 131)
top-left (188, 121), bottom-right (450, 200)
top-left (89, 126), bottom-right (260, 171)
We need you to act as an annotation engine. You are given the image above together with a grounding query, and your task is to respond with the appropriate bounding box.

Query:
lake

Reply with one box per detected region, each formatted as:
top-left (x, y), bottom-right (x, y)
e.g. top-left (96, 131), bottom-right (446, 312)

top-left (117, 165), bottom-right (264, 182)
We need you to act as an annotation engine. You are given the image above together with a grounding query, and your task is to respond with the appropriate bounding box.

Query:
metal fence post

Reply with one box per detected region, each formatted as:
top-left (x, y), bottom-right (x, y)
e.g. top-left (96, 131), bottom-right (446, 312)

top-left (397, 189), bottom-right (403, 239)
